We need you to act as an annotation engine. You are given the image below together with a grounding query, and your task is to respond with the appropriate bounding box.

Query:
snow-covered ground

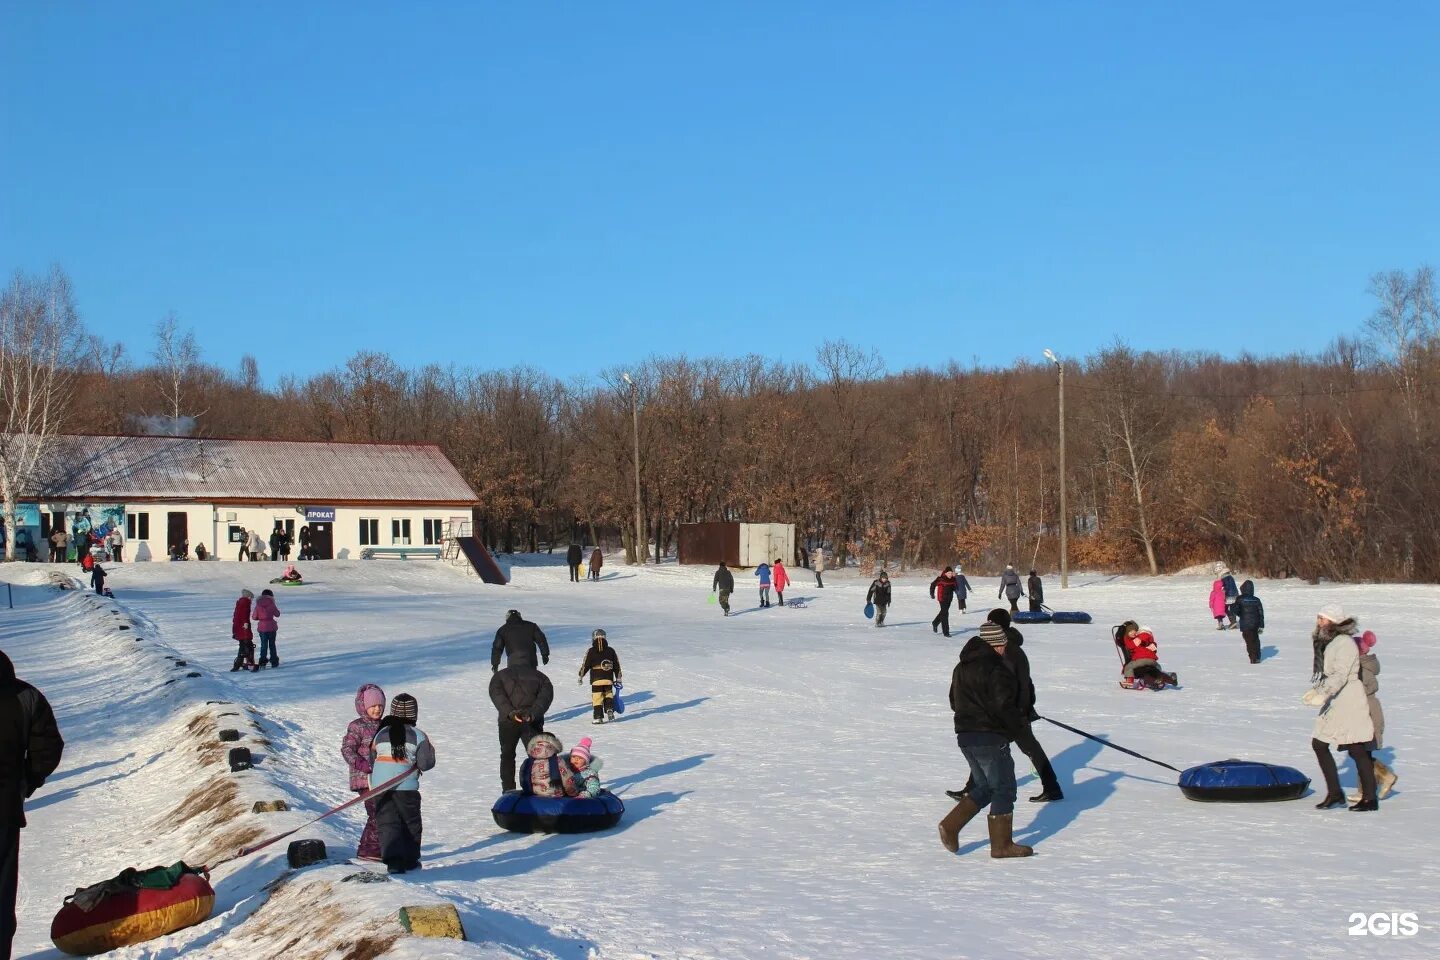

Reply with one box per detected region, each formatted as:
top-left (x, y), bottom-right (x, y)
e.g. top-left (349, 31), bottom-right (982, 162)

top-left (4, 557), bottom-right (1437, 959)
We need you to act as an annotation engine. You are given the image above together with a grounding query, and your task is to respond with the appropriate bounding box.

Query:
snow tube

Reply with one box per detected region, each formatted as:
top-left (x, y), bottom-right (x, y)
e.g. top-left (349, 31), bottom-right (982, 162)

top-left (51, 872), bottom-right (214, 956)
top-left (270, 578), bottom-right (305, 586)
top-left (1050, 611), bottom-right (1093, 624)
top-left (1179, 759), bottom-right (1310, 803)
top-left (1011, 611), bottom-right (1052, 624)
top-left (492, 792), bottom-right (625, 834)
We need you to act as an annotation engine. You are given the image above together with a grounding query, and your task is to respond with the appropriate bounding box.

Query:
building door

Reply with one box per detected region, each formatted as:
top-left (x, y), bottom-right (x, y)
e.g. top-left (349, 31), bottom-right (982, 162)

top-left (309, 522), bottom-right (333, 560)
top-left (167, 512), bottom-right (188, 557)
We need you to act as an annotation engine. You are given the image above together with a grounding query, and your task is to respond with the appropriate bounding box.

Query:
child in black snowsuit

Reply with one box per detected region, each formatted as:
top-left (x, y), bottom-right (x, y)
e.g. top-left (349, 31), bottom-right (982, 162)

top-left (90, 563), bottom-right (107, 596)
top-left (578, 629), bottom-right (623, 724)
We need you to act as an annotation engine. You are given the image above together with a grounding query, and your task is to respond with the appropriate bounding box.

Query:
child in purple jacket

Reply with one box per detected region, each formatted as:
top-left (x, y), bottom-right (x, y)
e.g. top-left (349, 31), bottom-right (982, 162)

top-left (341, 683), bottom-right (386, 860)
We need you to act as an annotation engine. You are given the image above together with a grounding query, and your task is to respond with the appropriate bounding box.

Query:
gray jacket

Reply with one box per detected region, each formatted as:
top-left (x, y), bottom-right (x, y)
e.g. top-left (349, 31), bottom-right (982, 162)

top-left (999, 569), bottom-right (1024, 600)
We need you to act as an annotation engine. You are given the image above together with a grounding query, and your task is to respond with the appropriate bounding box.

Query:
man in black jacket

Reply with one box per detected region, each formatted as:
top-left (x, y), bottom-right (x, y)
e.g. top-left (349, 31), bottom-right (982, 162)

top-left (489, 665), bottom-right (554, 792)
top-left (865, 570), bottom-right (892, 627)
top-left (1, 650), bottom-right (65, 957)
top-left (1235, 580), bottom-right (1265, 664)
top-left (948, 609), bottom-right (1063, 803)
top-left (939, 622), bottom-right (1034, 859)
top-left (1026, 570), bottom-right (1044, 613)
top-left (491, 610), bottom-right (550, 672)
top-left (712, 562), bottom-right (735, 617)
top-left (566, 543), bottom-right (583, 583)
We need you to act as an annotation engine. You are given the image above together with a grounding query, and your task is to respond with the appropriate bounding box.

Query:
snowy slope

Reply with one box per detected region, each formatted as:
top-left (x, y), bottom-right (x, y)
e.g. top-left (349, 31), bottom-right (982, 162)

top-left (5, 558), bottom-right (1437, 959)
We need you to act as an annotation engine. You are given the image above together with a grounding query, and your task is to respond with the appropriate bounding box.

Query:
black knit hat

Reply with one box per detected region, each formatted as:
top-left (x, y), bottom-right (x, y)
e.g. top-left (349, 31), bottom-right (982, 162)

top-left (390, 693), bottom-right (418, 722)
top-left (988, 608), bottom-right (1012, 628)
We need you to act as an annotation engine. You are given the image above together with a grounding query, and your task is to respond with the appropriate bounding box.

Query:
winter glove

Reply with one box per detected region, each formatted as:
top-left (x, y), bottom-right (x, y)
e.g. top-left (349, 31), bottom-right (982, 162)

top-left (1301, 688), bottom-right (1322, 706)
top-left (542, 655), bottom-right (549, 665)
top-left (578, 676), bottom-right (585, 685)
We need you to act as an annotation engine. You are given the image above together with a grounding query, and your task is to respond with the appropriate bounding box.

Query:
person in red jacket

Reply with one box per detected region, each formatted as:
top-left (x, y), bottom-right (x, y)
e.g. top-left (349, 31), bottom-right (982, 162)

top-left (772, 559), bottom-right (791, 606)
top-left (1119, 621), bottom-right (1177, 689)
top-left (231, 589), bottom-right (257, 672)
top-left (929, 567), bottom-right (962, 637)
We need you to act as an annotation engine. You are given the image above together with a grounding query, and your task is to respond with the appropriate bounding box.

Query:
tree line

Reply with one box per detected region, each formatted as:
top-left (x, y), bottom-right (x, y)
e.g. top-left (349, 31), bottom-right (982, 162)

top-left (4, 265), bottom-right (1439, 581)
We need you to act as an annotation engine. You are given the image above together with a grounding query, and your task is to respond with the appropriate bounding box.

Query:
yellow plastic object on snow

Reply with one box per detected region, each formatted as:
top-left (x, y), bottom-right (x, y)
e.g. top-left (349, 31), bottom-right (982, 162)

top-left (51, 872), bottom-right (215, 956)
top-left (578, 564), bottom-right (586, 578)
top-left (252, 800), bottom-right (290, 813)
top-left (398, 903), bottom-right (466, 940)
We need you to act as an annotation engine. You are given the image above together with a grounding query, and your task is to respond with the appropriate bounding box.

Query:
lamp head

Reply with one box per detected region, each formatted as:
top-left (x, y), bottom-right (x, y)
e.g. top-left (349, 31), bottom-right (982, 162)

top-left (622, 372), bottom-right (633, 386)
top-left (1042, 349), bottom-right (1058, 364)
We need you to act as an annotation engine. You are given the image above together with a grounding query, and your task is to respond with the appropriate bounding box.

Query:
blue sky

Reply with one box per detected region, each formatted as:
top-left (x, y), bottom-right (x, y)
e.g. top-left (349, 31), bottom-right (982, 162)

top-left (3, 2), bottom-right (1438, 382)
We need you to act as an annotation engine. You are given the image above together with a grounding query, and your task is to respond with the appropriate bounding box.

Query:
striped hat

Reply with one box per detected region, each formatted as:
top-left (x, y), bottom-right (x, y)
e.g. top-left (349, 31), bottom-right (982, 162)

top-left (980, 622), bottom-right (1008, 648)
top-left (571, 736), bottom-right (593, 765)
top-left (390, 693), bottom-right (418, 721)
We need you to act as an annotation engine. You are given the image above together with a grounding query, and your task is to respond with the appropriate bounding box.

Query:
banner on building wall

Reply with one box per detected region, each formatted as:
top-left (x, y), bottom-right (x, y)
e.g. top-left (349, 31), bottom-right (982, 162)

top-left (304, 507), bottom-right (336, 523)
top-left (11, 504), bottom-right (43, 527)
top-left (64, 503), bottom-right (126, 540)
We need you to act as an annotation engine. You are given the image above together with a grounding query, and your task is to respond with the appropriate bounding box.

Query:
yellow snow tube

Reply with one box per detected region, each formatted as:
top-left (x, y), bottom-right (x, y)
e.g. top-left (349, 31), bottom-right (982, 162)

top-left (51, 872), bottom-right (215, 955)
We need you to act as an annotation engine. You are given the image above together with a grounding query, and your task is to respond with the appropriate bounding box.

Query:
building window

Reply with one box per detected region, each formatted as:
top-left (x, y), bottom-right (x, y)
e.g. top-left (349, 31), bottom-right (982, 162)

top-left (391, 518), bottom-right (412, 545)
top-left (359, 518), bottom-right (379, 546)
top-left (423, 518), bottom-right (445, 545)
top-left (127, 513), bottom-right (151, 540)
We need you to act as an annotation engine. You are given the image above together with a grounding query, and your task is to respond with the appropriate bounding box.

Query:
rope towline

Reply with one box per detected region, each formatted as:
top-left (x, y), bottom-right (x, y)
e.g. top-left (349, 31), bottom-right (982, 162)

top-left (1039, 717), bottom-right (1183, 774)
top-left (200, 764), bottom-right (417, 874)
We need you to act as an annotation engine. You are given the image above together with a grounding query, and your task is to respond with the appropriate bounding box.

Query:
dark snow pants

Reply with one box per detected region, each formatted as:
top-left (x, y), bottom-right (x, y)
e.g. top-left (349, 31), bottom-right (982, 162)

top-left (815, 571), bottom-right (824, 588)
top-left (374, 790), bottom-right (423, 869)
top-left (499, 717), bottom-right (543, 791)
top-left (1028, 597), bottom-right (1042, 613)
top-left (0, 826), bottom-right (17, 960)
top-left (568, 563), bottom-right (580, 582)
top-left (1241, 628), bottom-right (1262, 663)
top-left (874, 603), bottom-right (887, 627)
top-left (1313, 737), bottom-right (1376, 802)
top-left (932, 599), bottom-right (952, 636)
top-left (958, 741), bottom-right (1018, 816)
top-left (962, 724), bottom-right (1059, 797)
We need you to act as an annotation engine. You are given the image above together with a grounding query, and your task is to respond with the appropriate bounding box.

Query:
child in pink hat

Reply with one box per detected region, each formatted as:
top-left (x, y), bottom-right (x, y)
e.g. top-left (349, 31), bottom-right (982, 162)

top-left (567, 736), bottom-right (607, 798)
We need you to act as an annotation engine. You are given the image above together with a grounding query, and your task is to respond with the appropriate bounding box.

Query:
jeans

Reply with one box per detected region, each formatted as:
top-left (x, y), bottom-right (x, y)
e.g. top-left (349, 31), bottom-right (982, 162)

top-left (258, 631), bottom-right (278, 664)
top-left (569, 563), bottom-right (580, 582)
top-left (815, 572), bottom-right (824, 588)
top-left (959, 740), bottom-right (1018, 816)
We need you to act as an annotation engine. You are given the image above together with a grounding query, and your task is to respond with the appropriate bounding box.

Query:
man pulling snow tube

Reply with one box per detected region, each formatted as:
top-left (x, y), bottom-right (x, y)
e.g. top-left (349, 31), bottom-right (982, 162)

top-left (1179, 759), bottom-right (1310, 802)
top-left (51, 864), bottom-right (214, 956)
top-left (491, 791), bottom-right (625, 833)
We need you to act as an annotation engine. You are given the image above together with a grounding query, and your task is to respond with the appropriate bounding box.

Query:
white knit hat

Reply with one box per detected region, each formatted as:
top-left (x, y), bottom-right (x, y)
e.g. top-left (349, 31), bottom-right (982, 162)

top-left (1317, 603), bottom-right (1347, 624)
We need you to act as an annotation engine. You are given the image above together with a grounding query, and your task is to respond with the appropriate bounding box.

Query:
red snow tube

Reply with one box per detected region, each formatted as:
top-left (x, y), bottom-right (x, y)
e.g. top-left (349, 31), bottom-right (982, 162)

top-left (50, 872), bottom-right (215, 956)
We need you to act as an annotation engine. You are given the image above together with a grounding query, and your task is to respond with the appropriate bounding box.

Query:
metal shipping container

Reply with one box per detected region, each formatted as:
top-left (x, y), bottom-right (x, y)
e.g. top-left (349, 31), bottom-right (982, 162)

top-left (677, 522), bottom-right (794, 568)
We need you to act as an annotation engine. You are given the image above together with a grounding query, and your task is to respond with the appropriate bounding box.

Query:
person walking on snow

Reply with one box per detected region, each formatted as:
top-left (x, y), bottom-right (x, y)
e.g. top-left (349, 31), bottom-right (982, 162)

top-left (948, 610), bottom-right (1062, 803)
top-left (939, 622), bottom-right (1035, 858)
top-left (1305, 604), bottom-right (1378, 811)
top-left (489, 664), bottom-right (554, 792)
top-left (713, 561), bottom-right (735, 616)
top-left (341, 683), bottom-right (386, 860)
top-left (772, 558), bottom-right (791, 606)
top-left (589, 546), bottom-right (604, 581)
top-left (1348, 630), bottom-right (1397, 802)
top-left (369, 693), bottom-right (435, 874)
top-left (0, 650), bottom-right (65, 958)
top-left (89, 563), bottom-right (107, 597)
top-left (1026, 570), bottom-right (1043, 613)
top-left (813, 548), bottom-right (826, 588)
top-left (998, 565), bottom-right (1025, 613)
top-left (1235, 580), bottom-right (1265, 664)
top-left (954, 564), bottom-right (973, 613)
top-left (237, 527), bottom-right (250, 562)
top-left (1208, 578), bottom-right (1228, 630)
top-left (1219, 565), bottom-right (1239, 628)
top-left (566, 543), bottom-right (583, 582)
top-left (754, 561), bottom-right (772, 608)
top-left (578, 629), bottom-right (623, 724)
top-left (866, 570), bottom-right (892, 627)
top-left (492, 609), bottom-right (550, 672)
top-left (231, 589), bottom-right (257, 672)
top-left (107, 526), bottom-right (124, 563)
top-left (929, 566), bottom-right (961, 637)
top-left (251, 589), bottom-right (281, 668)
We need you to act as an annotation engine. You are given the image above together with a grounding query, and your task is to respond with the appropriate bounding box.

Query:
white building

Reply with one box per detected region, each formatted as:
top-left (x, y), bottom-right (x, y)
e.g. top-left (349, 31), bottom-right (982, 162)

top-left (22, 434), bottom-right (479, 562)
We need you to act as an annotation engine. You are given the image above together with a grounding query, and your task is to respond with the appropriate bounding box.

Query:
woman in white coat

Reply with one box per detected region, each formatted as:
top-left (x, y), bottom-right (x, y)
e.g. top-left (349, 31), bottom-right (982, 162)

top-left (1304, 604), bottom-right (1378, 811)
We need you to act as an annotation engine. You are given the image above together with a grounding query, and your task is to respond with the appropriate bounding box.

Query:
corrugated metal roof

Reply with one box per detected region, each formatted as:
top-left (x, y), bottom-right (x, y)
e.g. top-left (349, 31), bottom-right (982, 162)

top-left (32, 435), bottom-right (479, 504)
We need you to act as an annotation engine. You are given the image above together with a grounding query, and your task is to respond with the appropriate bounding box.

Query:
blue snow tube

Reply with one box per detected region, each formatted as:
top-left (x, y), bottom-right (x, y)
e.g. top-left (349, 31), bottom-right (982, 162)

top-left (491, 792), bottom-right (625, 833)
top-left (1050, 611), bottom-right (1093, 624)
top-left (1011, 611), bottom-right (1052, 624)
top-left (1178, 759), bottom-right (1310, 802)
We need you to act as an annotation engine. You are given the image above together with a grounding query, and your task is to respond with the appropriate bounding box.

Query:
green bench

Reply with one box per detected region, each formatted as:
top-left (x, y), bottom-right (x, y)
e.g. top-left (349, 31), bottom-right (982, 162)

top-left (359, 547), bottom-right (443, 560)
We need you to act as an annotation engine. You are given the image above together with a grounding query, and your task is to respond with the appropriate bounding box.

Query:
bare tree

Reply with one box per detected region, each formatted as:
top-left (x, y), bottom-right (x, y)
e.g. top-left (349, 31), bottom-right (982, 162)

top-left (151, 312), bottom-right (205, 435)
top-left (0, 268), bottom-right (83, 560)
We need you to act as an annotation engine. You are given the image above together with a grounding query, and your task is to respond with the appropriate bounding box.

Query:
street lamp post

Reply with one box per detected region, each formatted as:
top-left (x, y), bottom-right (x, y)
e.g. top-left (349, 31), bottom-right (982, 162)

top-left (1043, 350), bottom-right (1068, 589)
top-left (622, 373), bottom-right (645, 564)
